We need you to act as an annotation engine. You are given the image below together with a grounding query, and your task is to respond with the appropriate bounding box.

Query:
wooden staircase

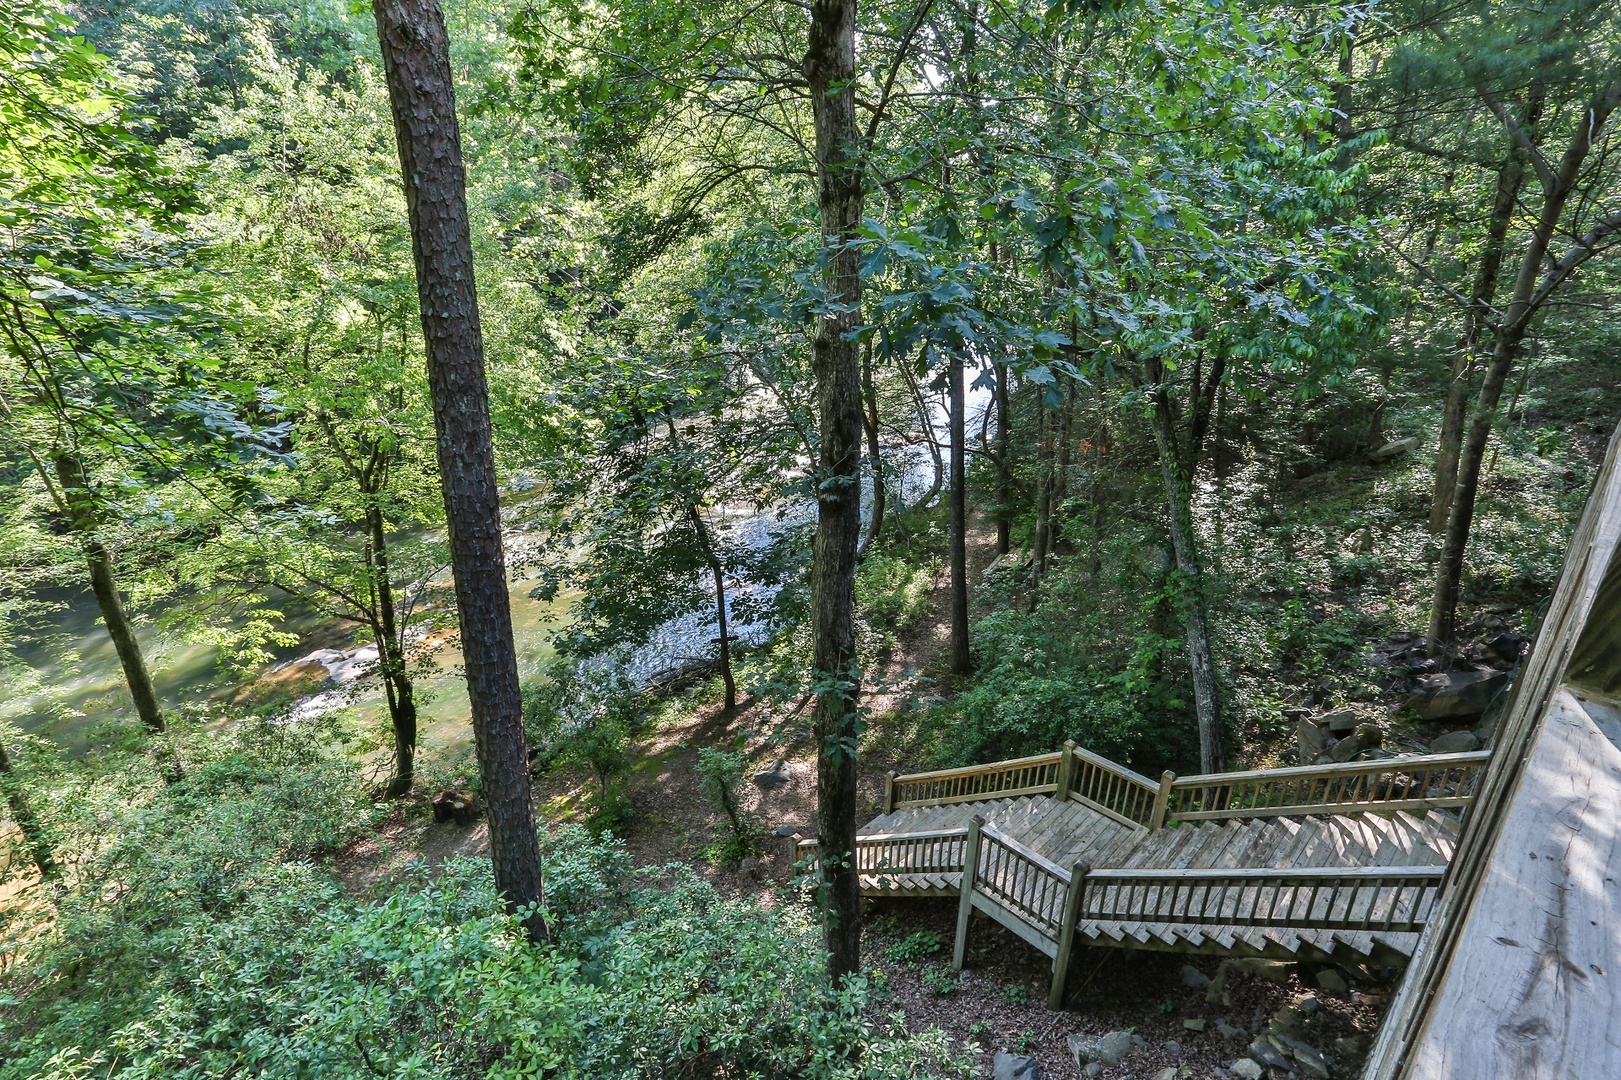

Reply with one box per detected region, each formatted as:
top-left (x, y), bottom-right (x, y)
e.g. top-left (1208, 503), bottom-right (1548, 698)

top-left (799, 742), bottom-right (1488, 1007)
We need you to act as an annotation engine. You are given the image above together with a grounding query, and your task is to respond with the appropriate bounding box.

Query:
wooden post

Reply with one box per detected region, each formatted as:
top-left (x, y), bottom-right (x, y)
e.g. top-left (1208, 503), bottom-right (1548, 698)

top-left (1048, 860), bottom-right (1089, 1009)
top-left (1055, 740), bottom-right (1077, 800)
top-left (953, 814), bottom-right (985, 970)
top-left (884, 770), bottom-right (897, 813)
top-left (1149, 770), bottom-right (1176, 830)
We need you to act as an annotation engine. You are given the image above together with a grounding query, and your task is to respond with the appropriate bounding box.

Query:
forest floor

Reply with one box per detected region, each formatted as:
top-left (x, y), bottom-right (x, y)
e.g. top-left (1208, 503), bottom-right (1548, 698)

top-left (336, 513), bottom-right (1390, 1079)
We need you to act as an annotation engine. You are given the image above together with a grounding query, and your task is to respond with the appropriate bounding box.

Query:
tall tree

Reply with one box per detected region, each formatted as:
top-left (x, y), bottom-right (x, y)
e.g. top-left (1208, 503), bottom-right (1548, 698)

top-left (804, 0), bottom-right (865, 984)
top-left (371, 0), bottom-right (545, 939)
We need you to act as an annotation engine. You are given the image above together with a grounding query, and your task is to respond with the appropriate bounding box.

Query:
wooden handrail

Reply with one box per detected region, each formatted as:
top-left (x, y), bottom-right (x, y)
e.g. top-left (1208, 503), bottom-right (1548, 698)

top-left (1073, 744), bottom-right (1160, 790)
top-left (1082, 866), bottom-right (1445, 934)
top-left (890, 750), bottom-right (1064, 786)
top-left (1168, 751), bottom-right (1490, 822)
top-left (1066, 745), bottom-right (1161, 827)
top-left (1172, 751), bottom-right (1491, 787)
top-left (890, 751), bottom-right (1063, 809)
top-left (1085, 866), bottom-right (1447, 883)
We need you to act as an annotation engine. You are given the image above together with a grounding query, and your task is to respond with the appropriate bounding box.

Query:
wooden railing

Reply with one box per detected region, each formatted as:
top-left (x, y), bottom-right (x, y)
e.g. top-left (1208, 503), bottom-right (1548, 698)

top-left (1166, 751), bottom-right (1491, 822)
top-left (1078, 866), bottom-right (1446, 935)
top-left (1065, 744), bottom-right (1164, 828)
top-left (887, 751), bottom-right (1062, 809)
top-left (973, 825), bottom-right (1070, 941)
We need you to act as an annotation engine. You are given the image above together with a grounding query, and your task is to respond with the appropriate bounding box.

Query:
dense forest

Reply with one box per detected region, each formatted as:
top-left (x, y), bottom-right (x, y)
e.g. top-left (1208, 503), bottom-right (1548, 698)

top-left (0, 0), bottom-right (1617, 1076)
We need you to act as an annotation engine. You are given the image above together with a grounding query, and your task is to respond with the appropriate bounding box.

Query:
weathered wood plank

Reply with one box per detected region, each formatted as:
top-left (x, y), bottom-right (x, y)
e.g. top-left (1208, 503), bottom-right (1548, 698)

top-left (1400, 692), bottom-right (1621, 1080)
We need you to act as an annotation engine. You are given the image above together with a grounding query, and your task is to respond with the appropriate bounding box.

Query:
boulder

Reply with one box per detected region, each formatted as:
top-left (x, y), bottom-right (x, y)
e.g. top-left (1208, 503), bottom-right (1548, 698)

top-left (1216, 1021), bottom-right (1248, 1041)
top-left (1183, 1018), bottom-right (1207, 1033)
top-left (1082, 1065), bottom-right (1104, 1079)
top-left (1409, 670), bottom-right (1509, 721)
top-left (1485, 632), bottom-right (1528, 663)
top-left (1368, 435), bottom-right (1422, 463)
top-left (1430, 730), bottom-right (1479, 754)
top-left (1229, 1059), bottom-right (1265, 1080)
top-left (1208, 958), bottom-right (1291, 1004)
top-left (1328, 723), bottom-right (1382, 763)
top-left (1314, 968), bottom-right (1349, 994)
top-left (992, 1053), bottom-right (1041, 1080)
top-left (1286, 1040), bottom-right (1331, 1079)
top-left (1296, 715), bottom-right (1333, 761)
top-left (1068, 1031), bottom-right (1134, 1068)
top-left (752, 758), bottom-right (791, 790)
top-left (431, 790), bottom-right (480, 825)
top-left (1153, 1068), bottom-right (1180, 1080)
top-left (1180, 963), bottom-right (1213, 990)
top-left (1247, 1038), bottom-right (1293, 1073)
top-left (1320, 707), bottom-right (1363, 734)
top-left (771, 823), bottom-right (800, 838)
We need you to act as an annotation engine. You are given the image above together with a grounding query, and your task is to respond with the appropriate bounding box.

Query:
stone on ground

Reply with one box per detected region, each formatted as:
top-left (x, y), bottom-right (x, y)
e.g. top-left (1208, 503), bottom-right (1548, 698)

top-left (991, 1052), bottom-right (1041, 1080)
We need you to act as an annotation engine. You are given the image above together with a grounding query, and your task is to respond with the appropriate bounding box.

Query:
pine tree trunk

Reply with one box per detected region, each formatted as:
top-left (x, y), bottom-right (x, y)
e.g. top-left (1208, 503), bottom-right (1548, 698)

top-left (1431, 150), bottom-right (1527, 531)
top-left (372, 0), bottom-right (545, 941)
top-left (804, 0), bottom-right (864, 986)
top-left (1149, 385), bottom-right (1224, 773)
top-left (949, 347), bottom-right (970, 674)
top-left (859, 338), bottom-right (885, 557)
top-left (53, 455), bottom-right (163, 733)
top-left (368, 505), bottom-right (417, 799)
top-left (0, 738), bottom-right (53, 879)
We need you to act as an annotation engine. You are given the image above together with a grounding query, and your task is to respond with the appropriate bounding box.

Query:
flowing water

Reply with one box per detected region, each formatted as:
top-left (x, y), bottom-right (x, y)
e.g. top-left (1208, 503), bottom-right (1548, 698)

top-left (3, 437), bottom-right (951, 765)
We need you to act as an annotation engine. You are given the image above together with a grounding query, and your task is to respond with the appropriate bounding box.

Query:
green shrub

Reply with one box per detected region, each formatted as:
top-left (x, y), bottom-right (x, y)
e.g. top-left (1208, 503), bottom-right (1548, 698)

top-left (2, 737), bottom-right (971, 1080)
top-left (524, 660), bottom-right (643, 828)
top-left (856, 552), bottom-right (938, 649)
top-left (695, 747), bottom-right (758, 865)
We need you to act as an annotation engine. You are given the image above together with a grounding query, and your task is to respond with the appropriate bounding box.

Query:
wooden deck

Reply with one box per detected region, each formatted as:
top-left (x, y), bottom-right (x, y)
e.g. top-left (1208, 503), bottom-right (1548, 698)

top-left (801, 743), bottom-right (1489, 1006)
top-left (1365, 418), bottom-right (1621, 1080)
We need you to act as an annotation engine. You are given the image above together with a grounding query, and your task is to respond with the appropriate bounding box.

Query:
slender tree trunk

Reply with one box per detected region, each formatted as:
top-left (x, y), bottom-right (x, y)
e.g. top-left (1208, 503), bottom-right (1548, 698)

top-left (949, 347), bottom-right (970, 674)
top-left (687, 504), bottom-right (737, 710)
top-left (367, 505), bottom-right (418, 799)
top-left (1431, 150), bottom-right (1527, 531)
top-left (1428, 81), bottom-right (1621, 653)
top-left (1031, 402), bottom-right (1052, 584)
top-left (804, 0), bottom-right (864, 986)
top-left (902, 365), bottom-right (943, 506)
top-left (53, 455), bottom-right (163, 733)
top-left (995, 360), bottom-right (1011, 555)
top-left (0, 738), bottom-right (53, 879)
top-left (1148, 380), bottom-right (1223, 773)
top-left (1050, 381), bottom-right (1076, 550)
top-left (372, 0), bottom-right (545, 941)
top-left (858, 338), bottom-right (885, 557)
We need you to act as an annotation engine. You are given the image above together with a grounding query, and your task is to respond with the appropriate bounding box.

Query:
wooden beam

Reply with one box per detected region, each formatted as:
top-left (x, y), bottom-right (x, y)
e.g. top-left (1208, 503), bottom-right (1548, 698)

top-left (1048, 860), bottom-right (1089, 1009)
top-left (953, 814), bottom-right (984, 970)
top-left (1149, 771), bottom-right (1176, 830)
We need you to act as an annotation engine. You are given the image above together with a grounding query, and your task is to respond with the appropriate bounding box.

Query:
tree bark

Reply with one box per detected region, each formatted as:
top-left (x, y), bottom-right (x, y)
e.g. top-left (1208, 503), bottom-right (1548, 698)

top-left (1430, 145), bottom-right (1529, 531)
top-left (0, 737), bottom-right (53, 879)
top-left (858, 338), bottom-right (885, 557)
top-left (804, 0), bottom-right (864, 986)
top-left (372, 0), bottom-right (545, 942)
top-left (1428, 81), bottom-right (1621, 653)
top-left (53, 455), bottom-right (163, 733)
top-left (367, 504), bottom-right (418, 800)
top-left (995, 360), bottom-right (1011, 555)
top-left (949, 346), bottom-right (970, 674)
top-left (1031, 401), bottom-right (1052, 584)
top-left (1148, 377), bottom-right (1224, 773)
